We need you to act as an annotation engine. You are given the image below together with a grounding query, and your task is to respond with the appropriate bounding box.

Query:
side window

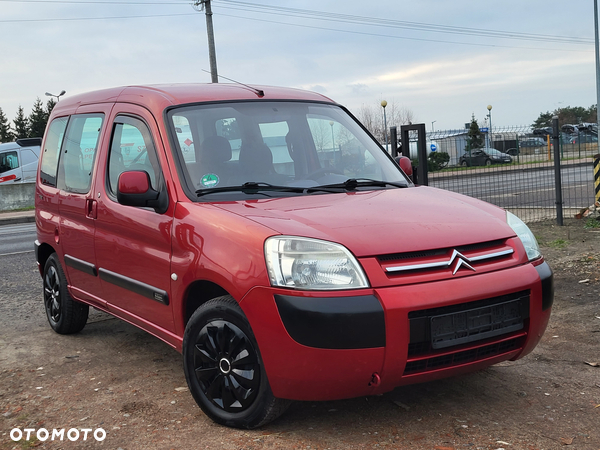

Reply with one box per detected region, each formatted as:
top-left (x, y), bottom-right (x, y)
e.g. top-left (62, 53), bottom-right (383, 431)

top-left (57, 114), bottom-right (103, 193)
top-left (0, 151), bottom-right (19, 174)
top-left (40, 117), bottom-right (68, 186)
top-left (107, 116), bottom-right (161, 197)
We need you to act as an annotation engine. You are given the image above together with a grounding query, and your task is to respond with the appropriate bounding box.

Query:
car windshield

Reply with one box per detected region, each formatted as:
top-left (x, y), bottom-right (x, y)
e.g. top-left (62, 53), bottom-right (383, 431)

top-left (167, 101), bottom-right (409, 198)
top-left (486, 149), bottom-right (504, 156)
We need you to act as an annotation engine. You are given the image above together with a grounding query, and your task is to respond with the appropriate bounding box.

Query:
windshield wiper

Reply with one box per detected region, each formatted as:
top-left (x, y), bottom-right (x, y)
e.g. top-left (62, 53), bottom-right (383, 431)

top-left (196, 181), bottom-right (308, 197)
top-left (315, 178), bottom-right (407, 191)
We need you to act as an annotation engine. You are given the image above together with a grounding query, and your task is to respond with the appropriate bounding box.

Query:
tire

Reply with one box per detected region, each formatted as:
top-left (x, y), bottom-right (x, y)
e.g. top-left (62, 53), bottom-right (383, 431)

top-left (484, 159), bottom-right (492, 166)
top-left (43, 253), bottom-right (89, 334)
top-left (461, 160), bottom-right (468, 167)
top-left (183, 296), bottom-right (290, 429)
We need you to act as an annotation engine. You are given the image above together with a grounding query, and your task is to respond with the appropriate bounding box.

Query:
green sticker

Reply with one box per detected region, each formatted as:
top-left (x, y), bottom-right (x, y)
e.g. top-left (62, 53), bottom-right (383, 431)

top-left (200, 173), bottom-right (220, 188)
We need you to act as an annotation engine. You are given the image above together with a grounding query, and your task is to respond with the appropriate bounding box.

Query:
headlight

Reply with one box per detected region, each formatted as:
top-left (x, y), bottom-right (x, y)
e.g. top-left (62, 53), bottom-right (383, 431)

top-left (264, 236), bottom-right (369, 290)
top-left (506, 211), bottom-right (541, 261)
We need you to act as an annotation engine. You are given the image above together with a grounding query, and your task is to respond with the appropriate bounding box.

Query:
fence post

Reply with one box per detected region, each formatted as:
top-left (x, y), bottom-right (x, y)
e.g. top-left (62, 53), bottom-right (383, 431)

top-left (400, 123), bottom-right (428, 185)
top-left (390, 126), bottom-right (398, 158)
top-left (552, 116), bottom-right (563, 226)
top-left (594, 153), bottom-right (600, 205)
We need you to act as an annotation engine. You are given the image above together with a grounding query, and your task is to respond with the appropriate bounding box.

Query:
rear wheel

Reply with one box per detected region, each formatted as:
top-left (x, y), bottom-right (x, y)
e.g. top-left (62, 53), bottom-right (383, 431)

top-left (461, 160), bottom-right (468, 167)
top-left (484, 159), bottom-right (492, 166)
top-left (43, 253), bottom-right (89, 334)
top-left (183, 296), bottom-right (290, 428)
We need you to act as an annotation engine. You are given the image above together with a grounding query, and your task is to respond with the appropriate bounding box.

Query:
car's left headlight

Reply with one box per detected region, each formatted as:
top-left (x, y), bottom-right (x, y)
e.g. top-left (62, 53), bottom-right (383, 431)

top-left (506, 211), bottom-right (541, 261)
top-left (264, 236), bottom-right (369, 290)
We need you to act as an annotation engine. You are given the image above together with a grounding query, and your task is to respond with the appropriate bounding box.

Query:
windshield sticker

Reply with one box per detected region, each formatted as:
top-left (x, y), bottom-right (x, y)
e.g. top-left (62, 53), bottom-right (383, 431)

top-left (200, 173), bottom-right (220, 188)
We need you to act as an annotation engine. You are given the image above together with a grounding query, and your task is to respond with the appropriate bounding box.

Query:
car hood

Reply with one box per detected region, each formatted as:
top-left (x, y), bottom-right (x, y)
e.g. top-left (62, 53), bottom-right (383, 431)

top-left (213, 186), bottom-right (516, 257)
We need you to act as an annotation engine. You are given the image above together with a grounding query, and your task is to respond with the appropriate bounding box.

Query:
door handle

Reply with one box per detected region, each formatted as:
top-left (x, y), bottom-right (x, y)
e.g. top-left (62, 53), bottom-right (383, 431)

top-left (86, 199), bottom-right (98, 219)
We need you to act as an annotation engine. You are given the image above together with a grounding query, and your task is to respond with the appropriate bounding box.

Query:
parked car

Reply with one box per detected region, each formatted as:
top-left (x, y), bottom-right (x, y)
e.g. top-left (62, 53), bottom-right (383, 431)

top-left (459, 148), bottom-right (512, 166)
top-left (35, 84), bottom-right (553, 429)
top-left (0, 138), bottom-right (41, 184)
top-left (504, 148), bottom-right (520, 156)
top-left (519, 137), bottom-right (546, 147)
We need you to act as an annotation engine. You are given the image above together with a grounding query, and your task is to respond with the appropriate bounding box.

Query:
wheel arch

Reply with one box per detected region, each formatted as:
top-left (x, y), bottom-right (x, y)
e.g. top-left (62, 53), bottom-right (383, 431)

top-left (36, 242), bottom-right (57, 276)
top-left (182, 280), bottom-right (231, 327)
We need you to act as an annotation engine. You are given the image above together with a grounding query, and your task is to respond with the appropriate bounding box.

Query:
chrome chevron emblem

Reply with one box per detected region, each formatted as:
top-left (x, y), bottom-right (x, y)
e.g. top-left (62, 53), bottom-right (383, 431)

top-left (448, 249), bottom-right (476, 275)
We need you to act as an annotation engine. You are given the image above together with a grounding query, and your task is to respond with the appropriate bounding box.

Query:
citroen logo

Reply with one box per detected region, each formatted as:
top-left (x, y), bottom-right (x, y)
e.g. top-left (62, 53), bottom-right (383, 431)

top-left (447, 249), bottom-right (476, 275)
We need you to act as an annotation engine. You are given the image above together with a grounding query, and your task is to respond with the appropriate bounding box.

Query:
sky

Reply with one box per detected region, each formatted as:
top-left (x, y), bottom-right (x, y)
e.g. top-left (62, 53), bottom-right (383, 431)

top-left (0, 0), bottom-right (597, 132)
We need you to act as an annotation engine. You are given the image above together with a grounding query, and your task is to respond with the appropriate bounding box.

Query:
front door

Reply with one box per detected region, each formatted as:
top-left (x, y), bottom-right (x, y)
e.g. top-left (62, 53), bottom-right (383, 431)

top-left (93, 106), bottom-right (175, 336)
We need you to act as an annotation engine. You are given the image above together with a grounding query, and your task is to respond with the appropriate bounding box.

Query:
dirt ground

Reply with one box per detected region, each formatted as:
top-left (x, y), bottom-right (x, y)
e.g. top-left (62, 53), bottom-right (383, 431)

top-left (1, 218), bottom-right (599, 450)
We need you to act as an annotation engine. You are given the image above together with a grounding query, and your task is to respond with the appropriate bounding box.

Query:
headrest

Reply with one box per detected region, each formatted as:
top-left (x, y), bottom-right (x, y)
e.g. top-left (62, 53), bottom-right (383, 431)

top-left (199, 135), bottom-right (232, 164)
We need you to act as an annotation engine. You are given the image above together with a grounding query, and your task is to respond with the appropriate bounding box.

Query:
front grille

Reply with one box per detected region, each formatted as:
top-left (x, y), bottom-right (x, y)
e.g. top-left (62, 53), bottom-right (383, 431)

top-left (404, 336), bottom-right (524, 374)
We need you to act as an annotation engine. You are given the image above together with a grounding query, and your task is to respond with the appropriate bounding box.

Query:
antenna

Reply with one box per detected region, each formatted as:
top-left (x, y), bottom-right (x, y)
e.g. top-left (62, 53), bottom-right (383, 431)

top-left (201, 70), bottom-right (265, 97)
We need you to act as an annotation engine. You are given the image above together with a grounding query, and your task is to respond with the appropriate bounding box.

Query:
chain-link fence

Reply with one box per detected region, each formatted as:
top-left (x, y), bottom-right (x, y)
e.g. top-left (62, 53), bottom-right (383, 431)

top-left (414, 125), bottom-right (598, 223)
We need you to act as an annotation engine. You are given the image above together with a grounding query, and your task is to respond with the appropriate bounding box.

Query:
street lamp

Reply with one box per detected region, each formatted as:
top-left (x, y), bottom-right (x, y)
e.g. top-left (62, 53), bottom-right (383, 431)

top-left (329, 121), bottom-right (335, 152)
top-left (486, 104), bottom-right (493, 147)
top-left (45, 90), bottom-right (66, 102)
top-left (381, 100), bottom-right (388, 150)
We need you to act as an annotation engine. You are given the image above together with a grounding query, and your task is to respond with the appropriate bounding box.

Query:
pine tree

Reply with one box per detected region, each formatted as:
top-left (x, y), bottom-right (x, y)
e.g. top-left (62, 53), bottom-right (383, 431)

top-left (46, 98), bottom-right (57, 117)
top-left (466, 114), bottom-right (484, 150)
top-left (29, 98), bottom-right (48, 138)
top-left (12, 106), bottom-right (29, 139)
top-left (0, 107), bottom-right (14, 143)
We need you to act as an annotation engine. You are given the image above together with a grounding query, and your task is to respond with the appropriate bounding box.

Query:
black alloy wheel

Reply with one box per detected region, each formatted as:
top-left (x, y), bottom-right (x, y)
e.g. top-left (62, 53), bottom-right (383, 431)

top-left (43, 253), bottom-right (89, 334)
top-left (183, 296), bottom-right (290, 428)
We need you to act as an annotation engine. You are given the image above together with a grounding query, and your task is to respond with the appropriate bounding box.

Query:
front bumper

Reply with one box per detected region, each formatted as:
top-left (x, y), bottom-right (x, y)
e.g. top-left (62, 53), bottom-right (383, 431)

top-left (240, 261), bottom-right (553, 401)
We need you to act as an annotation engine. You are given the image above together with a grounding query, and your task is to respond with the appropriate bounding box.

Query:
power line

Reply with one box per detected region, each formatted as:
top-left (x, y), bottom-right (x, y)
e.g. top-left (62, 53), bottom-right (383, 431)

top-left (215, 11), bottom-right (592, 53)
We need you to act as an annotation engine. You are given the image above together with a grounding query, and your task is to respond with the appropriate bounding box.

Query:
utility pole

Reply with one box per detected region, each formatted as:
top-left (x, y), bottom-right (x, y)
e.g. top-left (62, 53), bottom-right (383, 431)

top-left (193, 0), bottom-right (218, 83)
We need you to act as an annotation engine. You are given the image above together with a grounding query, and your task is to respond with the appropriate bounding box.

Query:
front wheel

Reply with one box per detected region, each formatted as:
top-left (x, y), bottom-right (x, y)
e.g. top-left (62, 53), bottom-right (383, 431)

top-left (43, 253), bottom-right (89, 334)
top-left (484, 159), bottom-right (492, 166)
top-left (183, 296), bottom-right (290, 428)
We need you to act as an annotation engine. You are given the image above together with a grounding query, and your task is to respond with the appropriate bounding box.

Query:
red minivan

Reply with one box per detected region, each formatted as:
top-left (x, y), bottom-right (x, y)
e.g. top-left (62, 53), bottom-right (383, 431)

top-left (35, 84), bottom-right (553, 428)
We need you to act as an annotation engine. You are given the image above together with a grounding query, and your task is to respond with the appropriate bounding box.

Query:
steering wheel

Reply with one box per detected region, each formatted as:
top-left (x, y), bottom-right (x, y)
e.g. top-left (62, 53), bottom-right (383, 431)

top-left (305, 167), bottom-right (344, 181)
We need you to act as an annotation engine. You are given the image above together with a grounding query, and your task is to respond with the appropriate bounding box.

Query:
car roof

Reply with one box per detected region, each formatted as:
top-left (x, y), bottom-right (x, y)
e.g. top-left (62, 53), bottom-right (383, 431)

top-left (49, 83), bottom-right (336, 116)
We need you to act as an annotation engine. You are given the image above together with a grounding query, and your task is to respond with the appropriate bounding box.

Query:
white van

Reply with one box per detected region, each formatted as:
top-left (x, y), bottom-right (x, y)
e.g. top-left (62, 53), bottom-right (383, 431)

top-left (0, 138), bottom-right (41, 184)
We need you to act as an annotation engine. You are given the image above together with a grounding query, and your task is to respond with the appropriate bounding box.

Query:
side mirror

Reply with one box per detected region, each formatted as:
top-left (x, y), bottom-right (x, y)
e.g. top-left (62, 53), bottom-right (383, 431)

top-left (395, 156), bottom-right (413, 177)
top-left (117, 171), bottom-right (168, 214)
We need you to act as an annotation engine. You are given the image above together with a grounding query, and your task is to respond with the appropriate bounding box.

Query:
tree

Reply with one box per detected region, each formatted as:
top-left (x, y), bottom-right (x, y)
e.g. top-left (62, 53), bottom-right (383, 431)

top-left (532, 105), bottom-right (597, 128)
top-left (466, 114), bottom-right (484, 150)
top-left (12, 106), bottom-right (29, 139)
top-left (29, 98), bottom-right (48, 138)
top-left (0, 107), bottom-right (14, 143)
top-left (356, 100), bottom-right (414, 145)
top-left (46, 98), bottom-right (57, 117)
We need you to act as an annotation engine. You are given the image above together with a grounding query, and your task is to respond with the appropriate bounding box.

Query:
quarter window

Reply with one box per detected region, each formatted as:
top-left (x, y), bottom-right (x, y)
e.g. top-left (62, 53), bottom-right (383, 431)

top-left (40, 117), bottom-right (68, 186)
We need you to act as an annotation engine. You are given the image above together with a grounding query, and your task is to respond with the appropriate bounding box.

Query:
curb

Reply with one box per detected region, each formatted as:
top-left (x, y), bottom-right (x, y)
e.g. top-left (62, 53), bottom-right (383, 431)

top-left (0, 212), bottom-right (36, 226)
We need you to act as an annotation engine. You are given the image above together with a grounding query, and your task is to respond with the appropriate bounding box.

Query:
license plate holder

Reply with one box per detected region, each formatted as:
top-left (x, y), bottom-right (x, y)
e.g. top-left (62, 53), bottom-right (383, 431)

top-left (431, 299), bottom-right (525, 350)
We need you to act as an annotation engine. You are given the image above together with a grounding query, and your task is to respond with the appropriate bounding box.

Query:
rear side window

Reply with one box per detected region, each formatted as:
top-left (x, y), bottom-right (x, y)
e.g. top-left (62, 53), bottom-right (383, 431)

top-left (40, 117), bottom-right (68, 186)
top-left (57, 114), bottom-right (104, 193)
top-left (0, 151), bottom-right (19, 174)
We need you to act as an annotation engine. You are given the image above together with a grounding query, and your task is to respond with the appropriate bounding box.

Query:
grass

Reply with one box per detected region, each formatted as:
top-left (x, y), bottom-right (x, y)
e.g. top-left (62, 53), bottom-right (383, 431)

top-left (546, 238), bottom-right (569, 249)
top-left (584, 217), bottom-right (600, 229)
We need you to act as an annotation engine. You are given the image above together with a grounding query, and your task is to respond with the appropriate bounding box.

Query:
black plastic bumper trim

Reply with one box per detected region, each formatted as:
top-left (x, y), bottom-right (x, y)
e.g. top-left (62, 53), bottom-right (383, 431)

top-left (274, 294), bottom-right (385, 349)
top-left (64, 254), bottom-right (98, 277)
top-left (99, 268), bottom-right (169, 305)
top-left (535, 261), bottom-right (554, 311)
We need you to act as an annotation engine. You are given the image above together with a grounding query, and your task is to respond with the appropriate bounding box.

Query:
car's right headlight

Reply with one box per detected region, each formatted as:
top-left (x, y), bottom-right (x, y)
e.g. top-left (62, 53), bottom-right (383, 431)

top-left (264, 236), bottom-right (369, 290)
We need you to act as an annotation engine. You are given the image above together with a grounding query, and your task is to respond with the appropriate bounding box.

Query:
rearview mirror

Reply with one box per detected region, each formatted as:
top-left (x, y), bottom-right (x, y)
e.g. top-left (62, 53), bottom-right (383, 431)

top-left (117, 171), bottom-right (168, 214)
top-left (395, 156), bottom-right (413, 177)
